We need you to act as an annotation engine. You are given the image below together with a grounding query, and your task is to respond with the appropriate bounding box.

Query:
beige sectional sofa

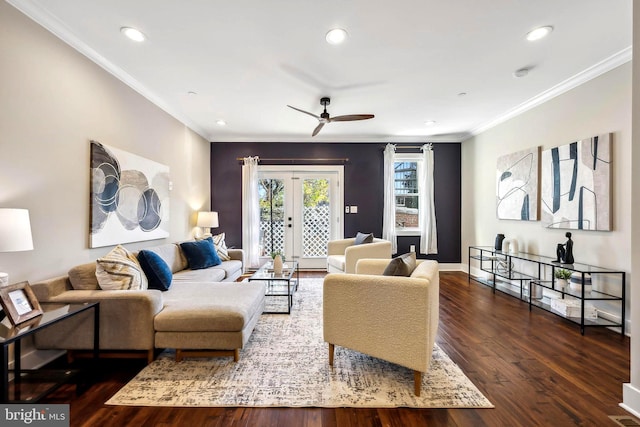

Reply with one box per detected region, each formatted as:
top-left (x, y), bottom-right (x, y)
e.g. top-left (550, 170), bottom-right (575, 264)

top-left (31, 242), bottom-right (265, 363)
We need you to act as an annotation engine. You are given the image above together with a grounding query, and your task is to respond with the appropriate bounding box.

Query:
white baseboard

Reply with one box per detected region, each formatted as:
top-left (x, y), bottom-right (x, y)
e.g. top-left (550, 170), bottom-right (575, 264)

top-left (621, 383), bottom-right (640, 418)
top-left (438, 263), bottom-right (464, 271)
top-left (10, 348), bottom-right (65, 370)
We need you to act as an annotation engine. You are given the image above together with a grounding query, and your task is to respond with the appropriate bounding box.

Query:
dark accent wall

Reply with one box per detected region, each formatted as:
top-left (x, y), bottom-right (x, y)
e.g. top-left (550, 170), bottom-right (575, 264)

top-left (209, 142), bottom-right (461, 263)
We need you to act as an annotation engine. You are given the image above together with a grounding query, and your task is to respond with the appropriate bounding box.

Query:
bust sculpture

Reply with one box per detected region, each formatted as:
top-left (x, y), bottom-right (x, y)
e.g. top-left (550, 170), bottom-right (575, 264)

top-left (555, 243), bottom-right (565, 263)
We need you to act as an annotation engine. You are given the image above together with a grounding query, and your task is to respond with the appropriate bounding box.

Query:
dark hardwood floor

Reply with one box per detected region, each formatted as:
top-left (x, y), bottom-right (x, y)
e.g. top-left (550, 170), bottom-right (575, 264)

top-left (42, 271), bottom-right (630, 426)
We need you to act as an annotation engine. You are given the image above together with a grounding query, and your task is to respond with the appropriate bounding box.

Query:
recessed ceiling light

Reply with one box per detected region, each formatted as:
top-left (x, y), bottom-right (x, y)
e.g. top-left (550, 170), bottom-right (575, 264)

top-left (120, 26), bottom-right (146, 42)
top-left (424, 120), bottom-right (436, 126)
top-left (326, 28), bottom-right (348, 45)
top-left (187, 91), bottom-right (197, 96)
top-left (216, 120), bottom-right (227, 126)
top-left (457, 92), bottom-right (467, 97)
top-left (526, 26), bottom-right (553, 41)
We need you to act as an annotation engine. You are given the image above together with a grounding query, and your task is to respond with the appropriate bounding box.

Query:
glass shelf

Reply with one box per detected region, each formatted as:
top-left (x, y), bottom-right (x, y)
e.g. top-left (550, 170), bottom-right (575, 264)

top-left (468, 246), bottom-right (625, 336)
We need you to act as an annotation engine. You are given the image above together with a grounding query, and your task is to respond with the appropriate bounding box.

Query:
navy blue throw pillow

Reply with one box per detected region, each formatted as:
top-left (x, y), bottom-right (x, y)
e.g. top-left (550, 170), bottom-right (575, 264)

top-left (137, 250), bottom-right (173, 291)
top-left (180, 237), bottom-right (221, 270)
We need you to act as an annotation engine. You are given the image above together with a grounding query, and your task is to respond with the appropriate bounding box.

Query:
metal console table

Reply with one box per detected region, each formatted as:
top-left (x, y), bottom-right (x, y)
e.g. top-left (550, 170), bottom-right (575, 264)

top-left (468, 246), bottom-right (625, 336)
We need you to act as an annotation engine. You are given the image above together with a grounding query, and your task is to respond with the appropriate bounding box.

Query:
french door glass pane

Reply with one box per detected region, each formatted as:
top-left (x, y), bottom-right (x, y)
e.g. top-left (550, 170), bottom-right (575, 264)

top-left (258, 179), bottom-right (285, 257)
top-left (303, 178), bottom-right (330, 257)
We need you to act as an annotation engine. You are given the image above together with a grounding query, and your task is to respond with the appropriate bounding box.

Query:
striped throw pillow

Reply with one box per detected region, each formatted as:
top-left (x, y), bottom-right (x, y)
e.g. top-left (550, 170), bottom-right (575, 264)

top-left (96, 245), bottom-right (148, 290)
top-left (211, 233), bottom-right (231, 261)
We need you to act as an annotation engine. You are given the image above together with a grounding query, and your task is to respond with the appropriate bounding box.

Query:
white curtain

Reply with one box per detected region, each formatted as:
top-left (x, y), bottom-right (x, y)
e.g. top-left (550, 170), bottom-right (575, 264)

top-left (242, 156), bottom-right (260, 270)
top-left (382, 143), bottom-right (398, 254)
top-left (419, 144), bottom-right (438, 254)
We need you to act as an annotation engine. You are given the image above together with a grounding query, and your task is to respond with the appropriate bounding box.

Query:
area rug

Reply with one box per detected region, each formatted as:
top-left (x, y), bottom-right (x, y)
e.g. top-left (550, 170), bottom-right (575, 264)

top-left (106, 278), bottom-right (493, 408)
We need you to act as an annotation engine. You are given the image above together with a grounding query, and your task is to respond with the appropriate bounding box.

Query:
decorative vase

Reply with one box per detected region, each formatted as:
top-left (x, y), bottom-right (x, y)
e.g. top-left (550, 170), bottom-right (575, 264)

top-left (495, 234), bottom-right (505, 251)
top-left (273, 254), bottom-right (283, 275)
top-left (556, 278), bottom-right (568, 290)
top-left (569, 272), bottom-right (591, 293)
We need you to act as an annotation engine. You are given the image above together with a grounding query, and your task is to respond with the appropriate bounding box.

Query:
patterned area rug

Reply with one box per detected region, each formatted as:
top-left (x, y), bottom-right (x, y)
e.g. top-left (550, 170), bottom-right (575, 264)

top-left (106, 278), bottom-right (493, 408)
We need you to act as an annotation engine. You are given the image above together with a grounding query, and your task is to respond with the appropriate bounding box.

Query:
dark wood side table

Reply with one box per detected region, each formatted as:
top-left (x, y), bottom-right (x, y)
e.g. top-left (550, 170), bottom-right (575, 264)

top-left (0, 302), bottom-right (99, 402)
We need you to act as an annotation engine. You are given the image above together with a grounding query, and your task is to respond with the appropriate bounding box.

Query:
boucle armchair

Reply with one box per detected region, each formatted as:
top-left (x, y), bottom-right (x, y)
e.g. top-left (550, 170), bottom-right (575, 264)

top-left (323, 258), bottom-right (439, 396)
top-left (326, 237), bottom-right (392, 274)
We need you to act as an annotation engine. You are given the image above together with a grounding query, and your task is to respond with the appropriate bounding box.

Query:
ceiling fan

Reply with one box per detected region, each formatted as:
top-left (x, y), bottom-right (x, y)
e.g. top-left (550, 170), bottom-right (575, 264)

top-left (287, 97), bottom-right (374, 137)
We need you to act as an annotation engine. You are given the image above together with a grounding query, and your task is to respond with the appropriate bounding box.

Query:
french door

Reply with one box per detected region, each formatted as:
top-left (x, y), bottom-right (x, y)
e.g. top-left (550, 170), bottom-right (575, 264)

top-left (257, 165), bottom-right (343, 269)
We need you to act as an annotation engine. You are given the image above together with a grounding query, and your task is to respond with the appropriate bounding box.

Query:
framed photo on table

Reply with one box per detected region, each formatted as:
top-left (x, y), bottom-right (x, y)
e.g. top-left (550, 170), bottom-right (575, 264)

top-left (0, 281), bottom-right (43, 326)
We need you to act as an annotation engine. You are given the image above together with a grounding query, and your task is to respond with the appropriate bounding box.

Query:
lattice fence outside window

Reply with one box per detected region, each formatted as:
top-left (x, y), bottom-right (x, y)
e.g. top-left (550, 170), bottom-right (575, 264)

top-left (259, 205), bottom-right (330, 258)
top-left (303, 205), bottom-right (330, 257)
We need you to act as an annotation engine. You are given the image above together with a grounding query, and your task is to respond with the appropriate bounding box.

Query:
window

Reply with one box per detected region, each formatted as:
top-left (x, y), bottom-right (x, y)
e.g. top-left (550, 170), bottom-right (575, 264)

top-left (394, 155), bottom-right (421, 235)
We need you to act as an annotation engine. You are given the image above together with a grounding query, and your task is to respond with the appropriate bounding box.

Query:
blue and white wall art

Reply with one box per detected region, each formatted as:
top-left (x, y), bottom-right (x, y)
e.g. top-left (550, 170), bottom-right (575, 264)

top-left (496, 146), bottom-right (540, 221)
top-left (541, 134), bottom-right (611, 230)
top-left (90, 141), bottom-right (170, 248)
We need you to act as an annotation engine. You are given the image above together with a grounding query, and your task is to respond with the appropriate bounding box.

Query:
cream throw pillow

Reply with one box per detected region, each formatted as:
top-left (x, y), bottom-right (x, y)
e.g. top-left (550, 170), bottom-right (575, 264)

top-left (212, 233), bottom-right (231, 261)
top-left (95, 245), bottom-right (148, 290)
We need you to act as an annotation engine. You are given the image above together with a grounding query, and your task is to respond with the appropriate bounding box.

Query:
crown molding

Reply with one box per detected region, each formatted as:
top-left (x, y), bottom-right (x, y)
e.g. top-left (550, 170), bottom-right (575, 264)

top-left (467, 46), bottom-right (632, 140)
top-left (7, 0), bottom-right (210, 140)
top-left (209, 134), bottom-right (462, 143)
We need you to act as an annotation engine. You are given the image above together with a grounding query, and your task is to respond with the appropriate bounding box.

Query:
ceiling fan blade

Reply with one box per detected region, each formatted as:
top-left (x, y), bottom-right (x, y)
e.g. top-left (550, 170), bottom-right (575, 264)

top-left (329, 114), bottom-right (375, 122)
top-left (312, 123), bottom-right (325, 137)
top-left (287, 105), bottom-right (320, 119)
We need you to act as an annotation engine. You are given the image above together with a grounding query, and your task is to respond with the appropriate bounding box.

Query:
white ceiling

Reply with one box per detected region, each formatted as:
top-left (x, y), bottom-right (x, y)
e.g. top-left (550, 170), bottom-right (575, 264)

top-left (8, 0), bottom-right (632, 143)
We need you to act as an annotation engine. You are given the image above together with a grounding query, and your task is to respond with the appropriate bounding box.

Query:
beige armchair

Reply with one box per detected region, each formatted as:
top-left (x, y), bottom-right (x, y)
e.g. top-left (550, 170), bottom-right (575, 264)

top-left (323, 259), bottom-right (439, 396)
top-left (326, 237), bottom-right (392, 274)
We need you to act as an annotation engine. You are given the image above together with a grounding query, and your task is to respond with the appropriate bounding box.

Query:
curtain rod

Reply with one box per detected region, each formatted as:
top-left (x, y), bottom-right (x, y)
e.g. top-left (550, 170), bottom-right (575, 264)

top-left (236, 157), bottom-right (349, 163)
top-left (393, 145), bottom-right (432, 149)
top-left (382, 144), bottom-right (434, 151)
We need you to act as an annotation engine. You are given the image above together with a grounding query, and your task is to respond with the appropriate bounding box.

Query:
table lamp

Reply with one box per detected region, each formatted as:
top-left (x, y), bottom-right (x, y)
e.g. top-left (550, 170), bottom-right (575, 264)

top-left (196, 211), bottom-right (219, 238)
top-left (0, 208), bottom-right (34, 286)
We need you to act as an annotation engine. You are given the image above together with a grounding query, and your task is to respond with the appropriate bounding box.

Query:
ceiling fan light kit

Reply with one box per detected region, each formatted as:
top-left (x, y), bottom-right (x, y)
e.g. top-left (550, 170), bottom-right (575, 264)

top-left (287, 97), bottom-right (375, 137)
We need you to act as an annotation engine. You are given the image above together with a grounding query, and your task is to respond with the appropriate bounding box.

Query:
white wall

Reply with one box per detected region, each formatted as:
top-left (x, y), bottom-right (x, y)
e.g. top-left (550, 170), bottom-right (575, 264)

top-left (621, 1), bottom-right (640, 416)
top-left (462, 62), bottom-right (632, 318)
top-left (463, 60), bottom-right (636, 410)
top-left (0, 2), bottom-right (211, 284)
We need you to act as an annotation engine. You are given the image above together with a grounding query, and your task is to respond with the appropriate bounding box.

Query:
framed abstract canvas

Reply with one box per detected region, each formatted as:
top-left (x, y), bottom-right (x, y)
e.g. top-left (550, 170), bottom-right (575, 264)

top-left (496, 146), bottom-right (540, 221)
top-left (90, 141), bottom-right (170, 248)
top-left (541, 134), bottom-right (612, 230)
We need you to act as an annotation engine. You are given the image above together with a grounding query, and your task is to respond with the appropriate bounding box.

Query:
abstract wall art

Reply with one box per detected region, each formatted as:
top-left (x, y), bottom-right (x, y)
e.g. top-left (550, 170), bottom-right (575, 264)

top-left (90, 141), bottom-right (170, 248)
top-left (496, 146), bottom-right (540, 221)
top-left (541, 134), bottom-right (611, 231)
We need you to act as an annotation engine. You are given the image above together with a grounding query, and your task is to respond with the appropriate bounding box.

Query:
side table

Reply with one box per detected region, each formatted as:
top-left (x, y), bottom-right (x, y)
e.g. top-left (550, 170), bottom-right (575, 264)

top-left (0, 302), bottom-right (99, 402)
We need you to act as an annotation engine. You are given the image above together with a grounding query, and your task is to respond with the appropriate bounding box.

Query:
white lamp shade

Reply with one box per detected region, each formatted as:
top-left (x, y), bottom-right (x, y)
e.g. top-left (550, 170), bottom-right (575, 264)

top-left (196, 211), bottom-right (219, 229)
top-left (0, 208), bottom-right (34, 252)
